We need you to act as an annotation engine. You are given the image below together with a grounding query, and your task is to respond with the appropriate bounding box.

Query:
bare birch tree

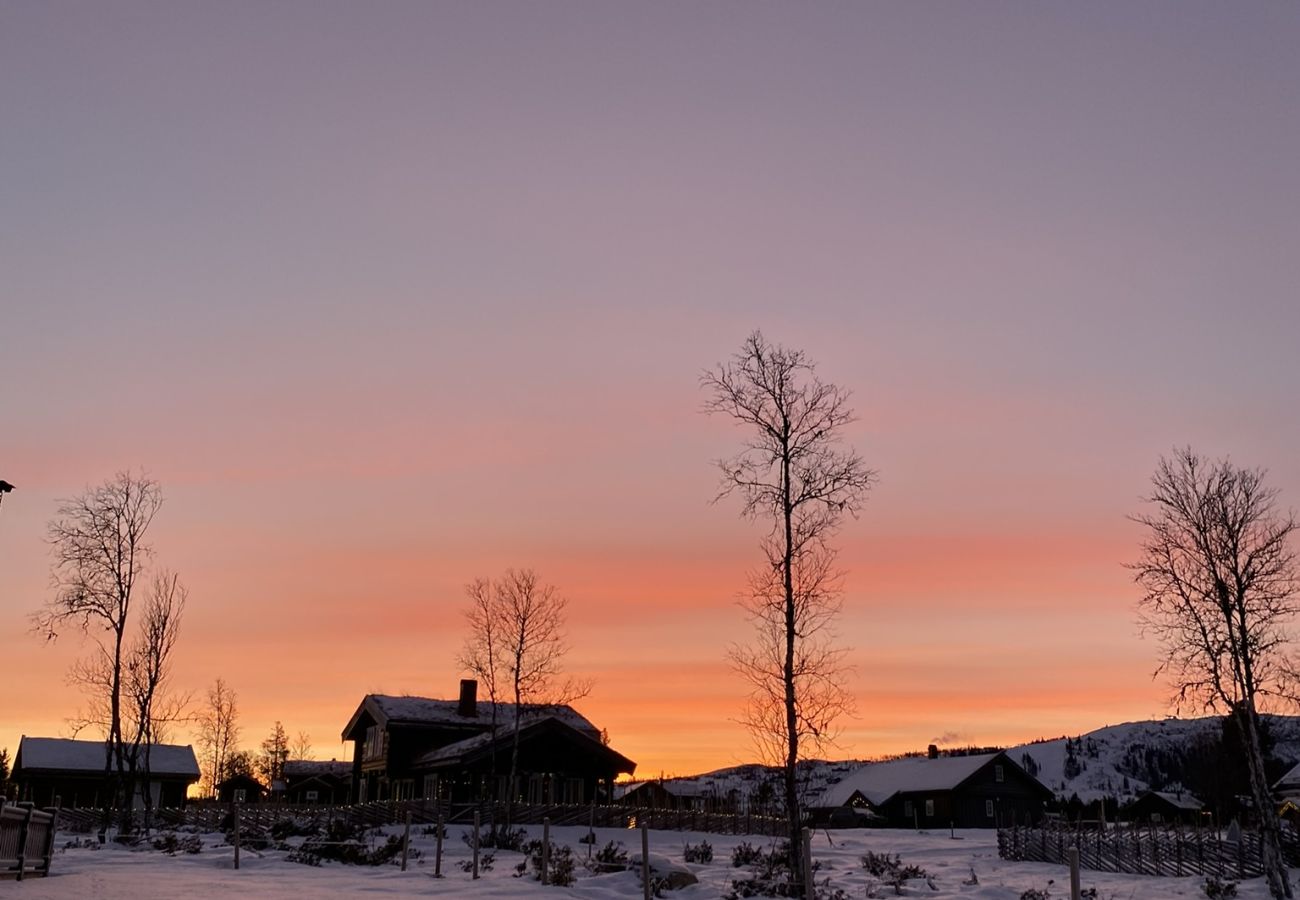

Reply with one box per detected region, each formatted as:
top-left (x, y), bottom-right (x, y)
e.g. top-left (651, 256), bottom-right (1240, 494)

top-left (1132, 448), bottom-right (1298, 899)
top-left (462, 569), bottom-right (589, 823)
top-left (195, 678), bottom-right (240, 798)
top-left (459, 577), bottom-right (506, 804)
top-left (34, 471), bottom-right (163, 830)
top-left (290, 731), bottom-right (313, 761)
top-left (703, 332), bottom-right (875, 884)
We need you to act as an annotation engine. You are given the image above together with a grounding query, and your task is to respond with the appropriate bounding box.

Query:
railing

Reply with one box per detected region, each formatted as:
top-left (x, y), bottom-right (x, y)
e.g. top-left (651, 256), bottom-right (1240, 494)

top-left (72, 799), bottom-right (787, 838)
top-left (998, 823), bottom-right (1300, 879)
top-left (0, 800), bottom-right (58, 880)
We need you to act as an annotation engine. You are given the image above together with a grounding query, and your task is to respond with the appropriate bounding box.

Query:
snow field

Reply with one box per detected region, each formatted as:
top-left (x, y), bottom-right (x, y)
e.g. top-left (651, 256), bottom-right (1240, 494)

top-left (7, 824), bottom-right (1284, 898)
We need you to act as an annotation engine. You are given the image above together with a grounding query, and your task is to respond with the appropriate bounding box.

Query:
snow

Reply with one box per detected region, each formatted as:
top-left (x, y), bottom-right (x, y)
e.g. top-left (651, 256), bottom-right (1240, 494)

top-left (816, 754), bottom-right (1000, 808)
top-left (16, 737), bottom-right (201, 777)
top-left (282, 760), bottom-right (350, 779)
top-left (15, 823), bottom-right (1285, 898)
top-left (364, 695), bottom-right (600, 738)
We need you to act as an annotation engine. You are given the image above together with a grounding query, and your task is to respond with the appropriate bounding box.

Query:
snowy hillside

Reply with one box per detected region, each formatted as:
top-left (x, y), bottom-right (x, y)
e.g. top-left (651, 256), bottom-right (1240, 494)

top-left (655, 715), bottom-right (1300, 808)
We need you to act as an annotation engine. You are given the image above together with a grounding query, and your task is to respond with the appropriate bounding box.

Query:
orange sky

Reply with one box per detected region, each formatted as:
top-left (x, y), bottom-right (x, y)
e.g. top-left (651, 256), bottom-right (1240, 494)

top-left (4, 2), bottom-right (1300, 779)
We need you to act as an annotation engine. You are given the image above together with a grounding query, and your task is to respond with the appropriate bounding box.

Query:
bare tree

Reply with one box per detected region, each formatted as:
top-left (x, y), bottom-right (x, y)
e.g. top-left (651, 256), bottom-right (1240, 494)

top-left (462, 569), bottom-right (589, 821)
top-left (195, 678), bottom-right (240, 798)
top-left (703, 332), bottom-right (875, 883)
top-left (34, 471), bottom-right (163, 830)
top-left (290, 731), bottom-right (313, 761)
top-left (1132, 448), bottom-right (1298, 900)
top-left (459, 577), bottom-right (506, 805)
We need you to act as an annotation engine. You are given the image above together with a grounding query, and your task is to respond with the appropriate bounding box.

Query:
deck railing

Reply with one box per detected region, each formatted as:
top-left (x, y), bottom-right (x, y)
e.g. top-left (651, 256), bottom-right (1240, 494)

top-left (0, 800), bottom-right (58, 880)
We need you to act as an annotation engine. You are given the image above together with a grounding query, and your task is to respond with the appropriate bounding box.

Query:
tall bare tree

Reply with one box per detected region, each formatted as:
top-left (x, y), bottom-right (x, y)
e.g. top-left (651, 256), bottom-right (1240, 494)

top-left (1132, 448), bottom-right (1298, 900)
top-left (34, 471), bottom-right (163, 830)
top-left (703, 332), bottom-right (874, 884)
top-left (459, 577), bottom-right (506, 803)
top-left (290, 731), bottom-right (313, 761)
top-left (195, 678), bottom-right (240, 798)
top-left (462, 569), bottom-right (589, 820)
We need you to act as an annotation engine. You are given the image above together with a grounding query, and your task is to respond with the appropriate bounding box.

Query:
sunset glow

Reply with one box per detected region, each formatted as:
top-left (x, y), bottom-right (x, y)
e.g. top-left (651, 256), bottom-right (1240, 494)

top-left (3, 2), bottom-right (1299, 781)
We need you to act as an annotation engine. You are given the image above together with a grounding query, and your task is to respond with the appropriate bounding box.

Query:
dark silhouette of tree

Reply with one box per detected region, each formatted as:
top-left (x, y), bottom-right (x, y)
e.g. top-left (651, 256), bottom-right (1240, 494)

top-left (1131, 448), bottom-right (1298, 899)
top-left (703, 331), bottom-right (875, 884)
top-left (34, 471), bottom-right (163, 832)
top-left (258, 721), bottom-right (290, 787)
top-left (195, 678), bottom-right (240, 798)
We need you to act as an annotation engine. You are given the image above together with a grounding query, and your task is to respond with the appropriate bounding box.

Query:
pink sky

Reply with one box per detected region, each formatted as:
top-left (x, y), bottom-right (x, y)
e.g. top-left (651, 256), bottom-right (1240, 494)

top-left (2, 2), bottom-right (1299, 777)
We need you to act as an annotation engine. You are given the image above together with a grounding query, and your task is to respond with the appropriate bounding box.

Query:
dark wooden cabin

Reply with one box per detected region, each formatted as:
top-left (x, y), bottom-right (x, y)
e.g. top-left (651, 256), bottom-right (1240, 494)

top-left (216, 773), bottom-right (266, 804)
top-left (341, 679), bottom-right (636, 804)
top-left (282, 760), bottom-right (352, 804)
top-left (812, 749), bottom-right (1052, 828)
top-left (1125, 790), bottom-right (1205, 825)
top-left (12, 736), bottom-right (200, 809)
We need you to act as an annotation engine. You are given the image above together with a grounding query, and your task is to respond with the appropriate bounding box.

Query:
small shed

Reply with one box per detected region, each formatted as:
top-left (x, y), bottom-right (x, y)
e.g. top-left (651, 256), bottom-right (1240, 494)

top-left (216, 774), bottom-right (266, 804)
top-left (1125, 790), bottom-right (1205, 825)
top-left (12, 736), bottom-right (200, 809)
top-left (282, 760), bottom-right (351, 805)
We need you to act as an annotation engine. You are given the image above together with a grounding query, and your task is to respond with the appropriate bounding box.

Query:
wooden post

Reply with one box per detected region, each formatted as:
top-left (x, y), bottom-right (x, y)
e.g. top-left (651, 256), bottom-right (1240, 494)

top-left (541, 817), bottom-right (551, 885)
top-left (400, 810), bottom-right (411, 871)
top-left (42, 798), bottom-right (62, 876)
top-left (802, 827), bottom-right (815, 900)
top-left (641, 822), bottom-right (651, 900)
top-left (1068, 847), bottom-right (1080, 900)
top-left (233, 801), bottom-right (241, 870)
top-left (15, 803), bottom-right (33, 881)
top-left (588, 802), bottom-right (596, 859)
top-left (472, 810), bottom-right (480, 880)
top-left (434, 811), bottom-right (444, 877)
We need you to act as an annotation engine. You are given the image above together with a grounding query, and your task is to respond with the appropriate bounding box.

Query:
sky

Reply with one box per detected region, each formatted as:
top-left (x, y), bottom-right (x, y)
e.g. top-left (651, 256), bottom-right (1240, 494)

top-left (2, 2), bottom-right (1299, 779)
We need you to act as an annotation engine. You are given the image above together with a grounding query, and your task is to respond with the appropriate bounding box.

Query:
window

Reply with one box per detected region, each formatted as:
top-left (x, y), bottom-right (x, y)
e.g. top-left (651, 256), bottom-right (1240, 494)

top-left (233, 788), bottom-right (246, 803)
top-left (365, 726), bottom-right (385, 760)
top-left (423, 775), bottom-right (439, 800)
top-left (995, 764), bottom-right (1005, 783)
top-left (985, 800), bottom-right (994, 818)
top-left (903, 800), bottom-right (913, 818)
top-left (306, 790), bottom-right (319, 802)
top-left (924, 799), bottom-right (934, 818)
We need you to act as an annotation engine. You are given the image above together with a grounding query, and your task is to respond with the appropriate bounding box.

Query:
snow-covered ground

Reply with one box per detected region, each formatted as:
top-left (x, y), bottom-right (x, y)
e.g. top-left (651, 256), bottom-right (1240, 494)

top-left (12, 823), bottom-right (1285, 898)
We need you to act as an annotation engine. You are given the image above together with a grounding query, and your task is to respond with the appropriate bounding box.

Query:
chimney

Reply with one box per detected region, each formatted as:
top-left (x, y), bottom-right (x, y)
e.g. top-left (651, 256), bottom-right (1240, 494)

top-left (458, 679), bottom-right (478, 717)
top-left (927, 744), bottom-right (939, 760)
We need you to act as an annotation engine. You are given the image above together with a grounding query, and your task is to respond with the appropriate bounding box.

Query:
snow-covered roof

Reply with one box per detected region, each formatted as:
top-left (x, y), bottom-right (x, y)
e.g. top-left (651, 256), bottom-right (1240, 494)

top-left (816, 753), bottom-right (1001, 808)
top-left (16, 737), bottom-right (201, 778)
top-left (283, 760), bottom-right (351, 779)
top-left (1147, 791), bottom-right (1204, 811)
top-left (345, 694), bottom-right (599, 740)
top-left (411, 715), bottom-right (634, 774)
top-left (1274, 761), bottom-right (1300, 792)
top-left (615, 780), bottom-right (712, 799)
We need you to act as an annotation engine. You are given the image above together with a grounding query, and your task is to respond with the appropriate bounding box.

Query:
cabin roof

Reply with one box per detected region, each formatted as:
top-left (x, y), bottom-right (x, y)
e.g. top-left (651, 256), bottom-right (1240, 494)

top-left (342, 693), bottom-right (598, 741)
top-left (816, 753), bottom-right (1005, 808)
top-left (15, 736), bottom-right (201, 779)
top-left (283, 759), bottom-right (351, 779)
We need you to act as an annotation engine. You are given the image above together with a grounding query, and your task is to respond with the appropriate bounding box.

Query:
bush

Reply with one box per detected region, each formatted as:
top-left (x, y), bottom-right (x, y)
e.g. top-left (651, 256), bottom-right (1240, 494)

top-left (463, 825), bottom-right (528, 852)
top-left (731, 841), bottom-right (765, 868)
top-left (860, 851), bottom-right (934, 895)
top-left (458, 851), bottom-right (495, 873)
top-left (1204, 877), bottom-right (1238, 899)
top-left (287, 822), bottom-right (406, 867)
top-left (270, 817), bottom-right (319, 840)
top-left (421, 823), bottom-right (447, 838)
top-left (585, 840), bottom-right (629, 873)
top-left (516, 838), bottom-right (576, 887)
top-left (683, 840), bottom-right (713, 864)
top-left (151, 833), bottom-right (201, 854)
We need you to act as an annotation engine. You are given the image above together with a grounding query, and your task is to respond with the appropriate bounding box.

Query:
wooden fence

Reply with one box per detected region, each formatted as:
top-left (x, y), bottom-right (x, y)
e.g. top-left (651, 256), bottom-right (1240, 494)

top-left (998, 824), bottom-right (1300, 879)
top-left (0, 801), bottom-right (58, 880)
top-left (57, 799), bottom-right (788, 839)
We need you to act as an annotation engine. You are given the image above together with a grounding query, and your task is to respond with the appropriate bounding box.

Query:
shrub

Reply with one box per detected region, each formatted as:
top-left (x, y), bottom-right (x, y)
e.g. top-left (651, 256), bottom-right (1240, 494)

top-left (462, 825), bottom-right (528, 852)
top-left (731, 841), bottom-right (764, 868)
top-left (1203, 877), bottom-right (1238, 899)
top-left (683, 840), bottom-right (713, 864)
top-left (151, 833), bottom-right (201, 854)
top-left (860, 851), bottom-right (934, 895)
top-left (458, 851), bottom-right (495, 873)
top-left (586, 839), bottom-right (629, 873)
top-left (270, 817), bottom-right (319, 840)
top-left (516, 838), bottom-right (576, 887)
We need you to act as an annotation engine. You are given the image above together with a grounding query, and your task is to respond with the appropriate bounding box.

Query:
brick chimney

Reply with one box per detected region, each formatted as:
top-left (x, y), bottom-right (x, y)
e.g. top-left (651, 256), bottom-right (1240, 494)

top-left (927, 743), bottom-right (939, 760)
top-left (458, 679), bottom-right (478, 717)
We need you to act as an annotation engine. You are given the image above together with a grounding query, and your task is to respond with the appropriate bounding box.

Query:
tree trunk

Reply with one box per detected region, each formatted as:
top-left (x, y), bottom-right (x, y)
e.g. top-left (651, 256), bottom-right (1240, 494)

top-left (781, 432), bottom-right (803, 885)
top-left (1238, 704), bottom-right (1292, 898)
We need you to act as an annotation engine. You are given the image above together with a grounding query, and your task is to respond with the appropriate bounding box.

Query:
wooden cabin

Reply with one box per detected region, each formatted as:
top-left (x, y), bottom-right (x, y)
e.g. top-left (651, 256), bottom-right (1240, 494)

top-left (282, 760), bottom-right (351, 804)
top-left (216, 773), bottom-right (266, 804)
top-left (1125, 790), bottom-right (1205, 825)
top-left (341, 679), bottom-right (636, 804)
top-left (12, 736), bottom-right (200, 810)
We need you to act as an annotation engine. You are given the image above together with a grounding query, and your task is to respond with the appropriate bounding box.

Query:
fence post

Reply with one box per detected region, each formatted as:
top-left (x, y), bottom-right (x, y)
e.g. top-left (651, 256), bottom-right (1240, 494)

top-left (435, 810), bottom-right (444, 877)
top-left (1068, 847), bottom-right (1080, 900)
top-left (233, 801), bottom-right (241, 871)
top-left (641, 822), bottom-right (651, 900)
top-left (541, 817), bottom-right (552, 885)
top-left (42, 798), bottom-right (62, 876)
top-left (15, 803), bottom-right (33, 881)
top-left (588, 803), bottom-right (596, 859)
top-left (802, 827), bottom-right (815, 900)
top-left (401, 810), bottom-right (411, 872)
top-left (472, 810), bottom-right (480, 879)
